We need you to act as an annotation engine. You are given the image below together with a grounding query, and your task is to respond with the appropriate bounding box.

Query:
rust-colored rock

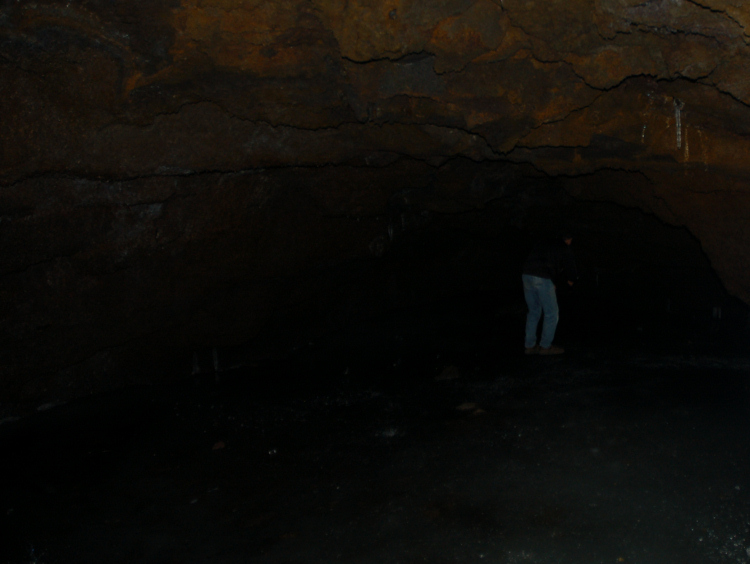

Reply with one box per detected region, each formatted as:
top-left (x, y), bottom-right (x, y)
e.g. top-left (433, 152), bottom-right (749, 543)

top-left (3, 0), bottom-right (750, 405)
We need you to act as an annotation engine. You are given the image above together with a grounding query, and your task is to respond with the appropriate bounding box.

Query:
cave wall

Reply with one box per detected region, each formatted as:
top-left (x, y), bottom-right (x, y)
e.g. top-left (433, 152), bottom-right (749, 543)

top-left (3, 0), bottom-right (750, 404)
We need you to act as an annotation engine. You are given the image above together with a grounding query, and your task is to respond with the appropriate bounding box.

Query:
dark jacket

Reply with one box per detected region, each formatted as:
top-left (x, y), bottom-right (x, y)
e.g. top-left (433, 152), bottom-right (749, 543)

top-left (522, 239), bottom-right (578, 282)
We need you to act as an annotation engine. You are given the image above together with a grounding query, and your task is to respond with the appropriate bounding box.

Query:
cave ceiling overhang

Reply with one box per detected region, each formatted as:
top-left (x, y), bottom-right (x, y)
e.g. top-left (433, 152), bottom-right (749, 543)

top-left (4, 1), bottom-right (750, 293)
top-left (3, 0), bottom-right (750, 405)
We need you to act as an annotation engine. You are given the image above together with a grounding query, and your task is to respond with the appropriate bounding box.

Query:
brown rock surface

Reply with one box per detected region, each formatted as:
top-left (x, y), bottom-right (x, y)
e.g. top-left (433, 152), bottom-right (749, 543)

top-left (3, 0), bottom-right (750, 404)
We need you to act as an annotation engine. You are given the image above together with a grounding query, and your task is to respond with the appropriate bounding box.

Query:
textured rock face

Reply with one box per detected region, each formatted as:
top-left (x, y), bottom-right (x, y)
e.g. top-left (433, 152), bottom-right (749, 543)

top-left (3, 0), bottom-right (750, 402)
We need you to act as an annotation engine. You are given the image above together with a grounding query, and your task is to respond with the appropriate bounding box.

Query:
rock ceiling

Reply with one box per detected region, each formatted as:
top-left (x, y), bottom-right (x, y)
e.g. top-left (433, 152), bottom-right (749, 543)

top-left (2, 0), bottom-right (750, 401)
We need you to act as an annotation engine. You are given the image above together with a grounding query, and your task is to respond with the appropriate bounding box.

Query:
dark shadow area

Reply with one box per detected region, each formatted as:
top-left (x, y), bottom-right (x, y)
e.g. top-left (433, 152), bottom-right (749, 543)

top-left (2, 193), bottom-right (750, 563)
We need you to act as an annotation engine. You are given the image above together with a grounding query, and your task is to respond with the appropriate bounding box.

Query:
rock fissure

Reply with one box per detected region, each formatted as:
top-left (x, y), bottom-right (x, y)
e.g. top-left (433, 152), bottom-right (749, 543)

top-left (702, 76), bottom-right (750, 107)
top-left (685, 0), bottom-right (730, 17)
top-left (685, 0), bottom-right (749, 37)
top-left (636, 22), bottom-right (734, 42)
top-left (343, 50), bottom-right (435, 66)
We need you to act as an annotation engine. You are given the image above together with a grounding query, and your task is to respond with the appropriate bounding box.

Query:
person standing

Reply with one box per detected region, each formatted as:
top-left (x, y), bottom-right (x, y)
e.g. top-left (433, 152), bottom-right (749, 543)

top-left (522, 232), bottom-right (577, 355)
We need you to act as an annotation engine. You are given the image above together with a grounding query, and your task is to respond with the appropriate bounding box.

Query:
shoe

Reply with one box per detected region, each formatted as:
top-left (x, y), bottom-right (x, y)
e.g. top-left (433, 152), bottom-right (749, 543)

top-left (524, 346), bottom-right (539, 355)
top-left (539, 345), bottom-right (564, 355)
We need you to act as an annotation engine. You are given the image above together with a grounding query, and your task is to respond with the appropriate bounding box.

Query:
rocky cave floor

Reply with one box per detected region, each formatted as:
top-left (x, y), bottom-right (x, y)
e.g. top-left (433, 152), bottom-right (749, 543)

top-left (2, 298), bottom-right (750, 564)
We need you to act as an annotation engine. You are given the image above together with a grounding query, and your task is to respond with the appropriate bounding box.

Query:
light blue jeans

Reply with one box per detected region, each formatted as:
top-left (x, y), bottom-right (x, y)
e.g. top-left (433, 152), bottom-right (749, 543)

top-left (522, 274), bottom-right (559, 349)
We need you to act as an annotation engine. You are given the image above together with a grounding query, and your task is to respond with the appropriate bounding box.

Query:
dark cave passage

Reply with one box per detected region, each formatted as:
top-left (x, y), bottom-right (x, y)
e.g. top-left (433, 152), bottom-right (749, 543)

top-left (7, 0), bottom-right (750, 560)
top-left (3, 160), bottom-right (748, 408)
top-left (189, 174), bottom-right (750, 388)
top-left (2, 167), bottom-right (750, 564)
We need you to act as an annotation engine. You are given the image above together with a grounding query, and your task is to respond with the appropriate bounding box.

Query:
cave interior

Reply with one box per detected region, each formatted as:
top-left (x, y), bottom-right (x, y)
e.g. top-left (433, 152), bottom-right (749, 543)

top-left (3, 0), bottom-right (750, 562)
